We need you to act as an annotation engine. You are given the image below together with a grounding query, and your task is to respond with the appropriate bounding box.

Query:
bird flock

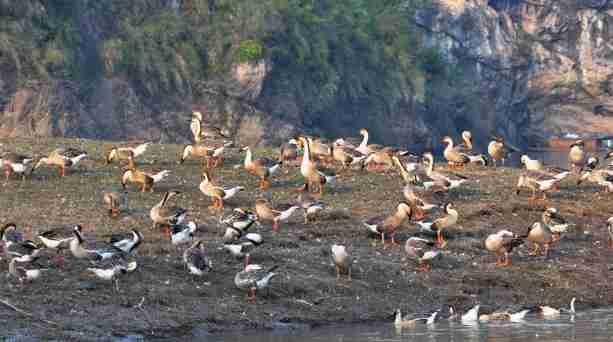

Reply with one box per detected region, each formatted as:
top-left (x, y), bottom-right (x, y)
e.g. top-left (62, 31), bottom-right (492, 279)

top-left (0, 112), bottom-right (611, 323)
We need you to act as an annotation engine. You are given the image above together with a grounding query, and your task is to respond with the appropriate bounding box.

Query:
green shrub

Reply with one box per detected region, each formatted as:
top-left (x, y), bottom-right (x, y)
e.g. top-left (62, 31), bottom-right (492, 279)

top-left (236, 40), bottom-right (264, 63)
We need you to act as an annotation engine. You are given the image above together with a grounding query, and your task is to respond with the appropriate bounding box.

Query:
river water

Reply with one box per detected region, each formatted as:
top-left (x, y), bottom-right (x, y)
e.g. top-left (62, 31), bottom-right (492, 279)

top-left (203, 309), bottom-right (613, 342)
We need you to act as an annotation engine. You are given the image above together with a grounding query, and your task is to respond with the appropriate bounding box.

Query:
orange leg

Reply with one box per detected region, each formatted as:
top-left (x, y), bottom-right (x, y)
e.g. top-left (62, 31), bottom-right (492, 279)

top-left (260, 178), bottom-right (271, 190)
top-left (436, 230), bottom-right (447, 248)
top-left (413, 207), bottom-right (426, 221)
top-left (608, 237), bottom-right (613, 248)
top-left (272, 219), bottom-right (280, 232)
top-left (500, 252), bottom-right (511, 266)
top-left (417, 261), bottom-right (430, 272)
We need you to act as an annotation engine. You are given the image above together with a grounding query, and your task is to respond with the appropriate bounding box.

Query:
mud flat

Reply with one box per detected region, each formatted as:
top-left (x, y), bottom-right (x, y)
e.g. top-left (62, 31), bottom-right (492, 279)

top-left (1, 138), bottom-right (612, 339)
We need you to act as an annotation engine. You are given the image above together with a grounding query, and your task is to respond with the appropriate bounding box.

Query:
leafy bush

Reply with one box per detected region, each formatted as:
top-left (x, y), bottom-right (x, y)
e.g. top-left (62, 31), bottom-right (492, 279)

top-left (236, 40), bottom-right (264, 63)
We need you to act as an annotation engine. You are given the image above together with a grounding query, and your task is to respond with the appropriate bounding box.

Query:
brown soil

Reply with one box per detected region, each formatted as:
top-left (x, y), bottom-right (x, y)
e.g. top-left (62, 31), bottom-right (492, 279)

top-left (1, 137), bottom-right (612, 340)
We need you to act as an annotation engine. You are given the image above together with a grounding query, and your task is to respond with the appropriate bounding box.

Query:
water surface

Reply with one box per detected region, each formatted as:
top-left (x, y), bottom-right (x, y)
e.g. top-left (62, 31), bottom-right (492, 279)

top-left (204, 308), bottom-right (613, 342)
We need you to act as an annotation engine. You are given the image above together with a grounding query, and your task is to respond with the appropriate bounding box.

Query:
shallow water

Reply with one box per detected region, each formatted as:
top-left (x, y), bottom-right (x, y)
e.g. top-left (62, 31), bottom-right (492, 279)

top-left (204, 308), bottom-right (613, 342)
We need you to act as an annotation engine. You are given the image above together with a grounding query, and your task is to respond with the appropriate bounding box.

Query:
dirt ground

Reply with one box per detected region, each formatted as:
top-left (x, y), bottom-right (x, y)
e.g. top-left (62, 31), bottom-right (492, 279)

top-left (1, 137), bottom-right (612, 340)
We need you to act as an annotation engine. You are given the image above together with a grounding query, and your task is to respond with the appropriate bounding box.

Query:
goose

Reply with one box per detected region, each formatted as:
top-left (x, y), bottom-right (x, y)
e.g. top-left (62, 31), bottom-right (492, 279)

top-left (484, 230), bottom-right (524, 266)
top-left (297, 136), bottom-right (336, 195)
top-left (32, 147), bottom-right (88, 177)
top-left (454, 131), bottom-right (488, 166)
top-left (461, 305), bottom-right (480, 324)
top-left (488, 136), bottom-right (516, 167)
top-left (331, 139), bottom-right (367, 170)
top-left (1, 152), bottom-right (33, 180)
top-left (303, 136), bottom-right (333, 164)
top-left (525, 222), bottom-right (554, 257)
top-left (394, 309), bottom-right (438, 328)
top-left (422, 153), bottom-right (468, 190)
top-left (121, 168), bottom-right (155, 193)
top-left (607, 217), bottom-right (613, 248)
top-left (392, 155), bottom-right (418, 184)
top-left (278, 139), bottom-right (300, 165)
top-left (8, 258), bottom-right (46, 284)
top-left (69, 225), bottom-right (126, 262)
top-left (416, 203), bottom-right (458, 248)
top-left (150, 191), bottom-right (187, 231)
top-left (108, 229), bottom-right (143, 254)
top-left (402, 184), bottom-right (446, 220)
top-left (171, 221), bottom-right (198, 246)
top-left (521, 155), bottom-right (543, 171)
top-left (577, 166), bottom-right (613, 192)
top-left (224, 233), bottom-right (263, 266)
top-left (105, 142), bottom-right (151, 164)
top-left (199, 170), bottom-right (244, 211)
top-left (568, 140), bottom-right (587, 172)
top-left (103, 191), bottom-right (127, 217)
top-left (295, 193), bottom-right (325, 224)
top-left (254, 198), bottom-right (300, 232)
top-left (190, 111), bottom-right (230, 142)
top-left (37, 226), bottom-right (75, 266)
top-left (363, 202), bottom-right (413, 247)
top-left (442, 136), bottom-right (484, 168)
top-left (86, 260), bottom-right (138, 292)
top-left (355, 128), bottom-right (383, 156)
top-left (520, 155), bottom-right (570, 175)
top-left (363, 148), bottom-right (397, 172)
top-left (331, 244), bottom-right (352, 281)
top-left (6, 240), bottom-right (42, 263)
top-left (405, 237), bottom-right (441, 272)
top-left (234, 264), bottom-right (278, 303)
top-left (122, 153), bottom-right (171, 192)
top-left (479, 309), bottom-right (530, 322)
top-left (539, 298), bottom-right (576, 317)
top-left (515, 170), bottom-right (568, 201)
top-left (179, 141), bottom-right (232, 168)
top-left (183, 240), bottom-right (213, 277)
top-left (241, 146), bottom-right (282, 190)
top-left (542, 207), bottom-right (571, 241)
top-left (220, 208), bottom-right (259, 242)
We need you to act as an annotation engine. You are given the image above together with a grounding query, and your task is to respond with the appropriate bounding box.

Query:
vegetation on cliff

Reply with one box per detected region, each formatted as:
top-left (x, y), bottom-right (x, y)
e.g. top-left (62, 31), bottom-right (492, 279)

top-left (0, 0), bottom-right (443, 135)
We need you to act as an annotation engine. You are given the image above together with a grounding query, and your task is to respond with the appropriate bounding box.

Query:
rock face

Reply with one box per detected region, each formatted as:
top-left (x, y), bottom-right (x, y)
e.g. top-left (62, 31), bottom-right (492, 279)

top-left (417, 0), bottom-right (613, 147)
top-left (0, 1), bottom-right (611, 149)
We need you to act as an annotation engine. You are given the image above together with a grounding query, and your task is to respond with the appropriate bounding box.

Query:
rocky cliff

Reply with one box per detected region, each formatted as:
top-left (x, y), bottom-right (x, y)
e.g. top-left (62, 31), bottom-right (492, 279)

top-left (0, 0), bottom-right (611, 149)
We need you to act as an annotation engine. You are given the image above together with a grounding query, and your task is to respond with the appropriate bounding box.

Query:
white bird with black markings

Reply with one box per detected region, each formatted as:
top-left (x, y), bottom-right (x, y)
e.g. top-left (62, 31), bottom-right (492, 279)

top-left (108, 229), bottom-right (143, 254)
top-left (6, 240), bottom-right (42, 263)
top-left (540, 297), bottom-right (576, 317)
top-left (87, 260), bottom-right (138, 292)
top-left (171, 221), bottom-right (198, 246)
top-left (69, 225), bottom-right (126, 262)
top-left (37, 225), bottom-right (75, 267)
top-left (394, 309), bottom-right (438, 328)
top-left (224, 233), bottom-right (263, 267)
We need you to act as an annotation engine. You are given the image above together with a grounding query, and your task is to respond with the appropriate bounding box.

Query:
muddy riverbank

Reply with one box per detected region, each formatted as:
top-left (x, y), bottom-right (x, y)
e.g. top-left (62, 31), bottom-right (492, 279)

top-left (1, 138), bottom-right (612, 340)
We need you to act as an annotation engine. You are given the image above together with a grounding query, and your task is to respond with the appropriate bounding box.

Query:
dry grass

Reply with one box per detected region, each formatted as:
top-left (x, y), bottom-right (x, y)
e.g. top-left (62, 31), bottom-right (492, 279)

top-left (1, 137), bottom-right (613, 339)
